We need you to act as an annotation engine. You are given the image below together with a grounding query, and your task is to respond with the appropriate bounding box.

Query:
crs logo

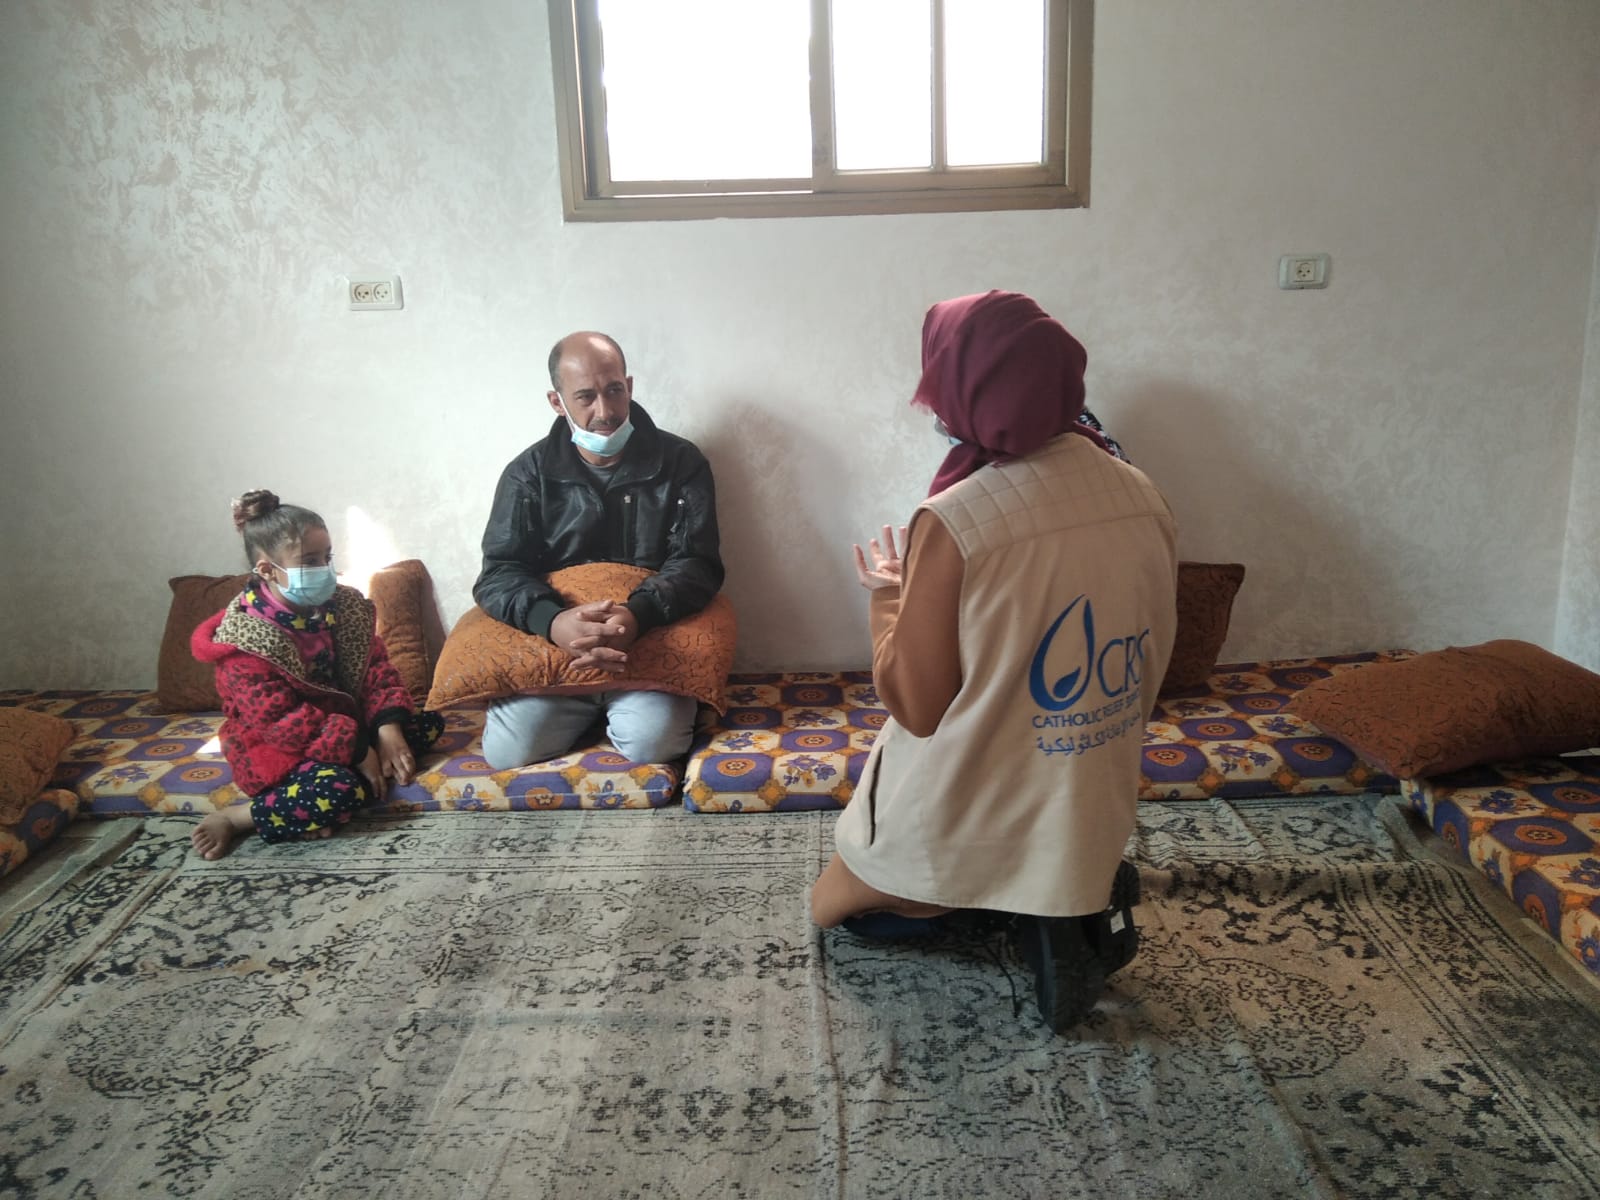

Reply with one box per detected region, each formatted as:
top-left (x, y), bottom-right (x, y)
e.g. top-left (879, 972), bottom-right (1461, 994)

top-left (1028, 594), bottom-right (1151, 711)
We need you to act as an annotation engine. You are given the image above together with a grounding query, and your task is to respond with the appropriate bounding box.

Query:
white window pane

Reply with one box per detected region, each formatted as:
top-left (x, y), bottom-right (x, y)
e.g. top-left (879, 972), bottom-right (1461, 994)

top-left (832, 0), bottom-right (931, 171)
top-left (945, 0), bottom-right (1045, 166)
top-left (599, 0), bottom-right (811, 181)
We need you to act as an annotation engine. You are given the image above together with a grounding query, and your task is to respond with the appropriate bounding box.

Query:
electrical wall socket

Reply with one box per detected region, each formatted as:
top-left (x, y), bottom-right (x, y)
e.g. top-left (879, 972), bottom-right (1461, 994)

top-left (349, 275), bottom-right (404, 310)
top-left (1278, 254), bottom-right (1330, 290)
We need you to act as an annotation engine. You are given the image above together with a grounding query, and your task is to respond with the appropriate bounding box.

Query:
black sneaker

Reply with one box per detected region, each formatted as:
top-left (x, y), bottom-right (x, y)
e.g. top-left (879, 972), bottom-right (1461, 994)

top-left (1084, 860), bottom-right (1141, 976)
top-left (1015, 912), bottom-right (1109, 1033)
top-left (1013, 862), bottom-right (1142, 1033)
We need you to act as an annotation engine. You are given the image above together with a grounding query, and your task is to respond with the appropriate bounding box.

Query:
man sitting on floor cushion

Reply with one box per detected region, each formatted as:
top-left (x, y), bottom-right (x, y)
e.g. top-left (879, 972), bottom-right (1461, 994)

top-left (473, 331), bottom-right (724, 768)
top-left (810, 291), bottom-right (1179, 1035)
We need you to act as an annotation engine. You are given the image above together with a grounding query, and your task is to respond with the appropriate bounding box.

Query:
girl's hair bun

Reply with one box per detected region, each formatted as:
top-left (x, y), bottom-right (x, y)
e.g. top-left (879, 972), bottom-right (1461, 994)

top-left (231, 489), bottom-right (281, 533)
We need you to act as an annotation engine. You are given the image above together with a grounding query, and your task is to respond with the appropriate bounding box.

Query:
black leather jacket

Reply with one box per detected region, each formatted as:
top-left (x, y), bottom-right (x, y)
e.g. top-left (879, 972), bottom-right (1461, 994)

top-left (473, 402), bottom-right (724, 639)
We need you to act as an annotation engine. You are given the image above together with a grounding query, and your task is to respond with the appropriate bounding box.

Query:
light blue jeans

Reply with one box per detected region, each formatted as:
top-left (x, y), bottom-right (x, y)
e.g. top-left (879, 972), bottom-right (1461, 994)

top-left (480, 690), bottom-right (699, 769)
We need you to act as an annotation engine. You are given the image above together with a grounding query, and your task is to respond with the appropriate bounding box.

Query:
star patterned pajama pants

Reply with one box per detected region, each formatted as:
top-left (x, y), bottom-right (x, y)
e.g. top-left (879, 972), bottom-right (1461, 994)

top-left (248, 711), bottom-right (444, 843)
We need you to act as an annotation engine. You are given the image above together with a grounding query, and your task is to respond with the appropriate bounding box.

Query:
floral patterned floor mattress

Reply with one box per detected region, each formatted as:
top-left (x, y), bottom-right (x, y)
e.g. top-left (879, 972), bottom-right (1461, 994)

top-left (684, 651), bottom-right (1413, 811)
top-left (2, 651), bottom-right (1410, 825)
top-left (1405, 756), bottom-right (1600, 980)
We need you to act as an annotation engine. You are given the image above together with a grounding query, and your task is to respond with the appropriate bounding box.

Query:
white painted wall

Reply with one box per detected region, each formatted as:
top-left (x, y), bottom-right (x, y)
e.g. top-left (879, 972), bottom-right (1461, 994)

top-left (1557, 199), bottom-right (1600, 672)
top-left (2, 0), bottom-right (1598, 689)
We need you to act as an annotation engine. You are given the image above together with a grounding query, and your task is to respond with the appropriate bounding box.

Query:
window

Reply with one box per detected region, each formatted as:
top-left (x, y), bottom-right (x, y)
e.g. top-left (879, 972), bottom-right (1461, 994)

top-left (547, 0), bottom-right (1092, 221)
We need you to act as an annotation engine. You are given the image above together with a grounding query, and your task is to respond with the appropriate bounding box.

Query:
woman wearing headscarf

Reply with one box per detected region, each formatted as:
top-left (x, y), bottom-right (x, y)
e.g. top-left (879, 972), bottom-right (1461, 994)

top-left (810, 291), bottom-right (1179, 1033)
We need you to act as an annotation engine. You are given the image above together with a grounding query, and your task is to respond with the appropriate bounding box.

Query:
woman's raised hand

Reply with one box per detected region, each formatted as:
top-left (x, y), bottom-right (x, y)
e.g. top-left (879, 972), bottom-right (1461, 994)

top-left (853, 524), bottom-right (909, 591)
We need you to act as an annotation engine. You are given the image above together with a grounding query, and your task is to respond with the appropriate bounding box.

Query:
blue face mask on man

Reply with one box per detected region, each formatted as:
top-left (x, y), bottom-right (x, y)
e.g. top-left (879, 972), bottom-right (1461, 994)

top-left (271, 562), bottom-right (337, 608)
top-left (562, 402), bottom-right (634, 458)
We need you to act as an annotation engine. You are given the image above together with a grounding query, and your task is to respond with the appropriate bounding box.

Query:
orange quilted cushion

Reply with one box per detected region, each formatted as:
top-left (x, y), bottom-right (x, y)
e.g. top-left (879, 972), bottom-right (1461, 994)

top-left (1158, 562), bottom-right (1246, 695)
top-left (368, 559), bottom-right (444, 707)
top-left (427, 564), bottom-right (737, 712)
top-left (0, 707), bottom-right (77, 824)
top-left (156, 573), bottom-right (252, 711)
top-left (1289, 640), bottom-right (1600, 778)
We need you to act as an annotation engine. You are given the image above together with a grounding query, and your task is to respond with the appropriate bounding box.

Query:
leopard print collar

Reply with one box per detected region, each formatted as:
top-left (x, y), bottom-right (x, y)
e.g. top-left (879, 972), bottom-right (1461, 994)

top-left (212, 584), bottom-right (375, 696)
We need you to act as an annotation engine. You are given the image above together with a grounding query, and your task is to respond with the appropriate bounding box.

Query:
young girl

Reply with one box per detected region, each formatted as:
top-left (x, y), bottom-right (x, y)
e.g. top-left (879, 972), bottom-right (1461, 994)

top-left (190, 490), bottom-right (443, 859)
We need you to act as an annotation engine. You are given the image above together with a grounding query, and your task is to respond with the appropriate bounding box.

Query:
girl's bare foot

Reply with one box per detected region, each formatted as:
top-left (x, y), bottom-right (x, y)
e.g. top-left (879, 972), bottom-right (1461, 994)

top-left (191, 806), bottom-right (254, 860)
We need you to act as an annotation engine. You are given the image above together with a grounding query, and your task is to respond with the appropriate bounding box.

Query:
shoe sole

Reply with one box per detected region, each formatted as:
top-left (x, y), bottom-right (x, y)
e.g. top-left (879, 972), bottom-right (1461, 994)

top-left (840, 911), bottom-right (951, 939)
top-left (1017, 914), bottom-right (1108, 1033)
top-left (1111, 859), bottom-right (1141, 911)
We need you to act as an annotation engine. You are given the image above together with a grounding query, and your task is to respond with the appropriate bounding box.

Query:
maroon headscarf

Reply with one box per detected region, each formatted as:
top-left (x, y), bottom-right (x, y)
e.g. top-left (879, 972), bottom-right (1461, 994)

top-left (913, 290), bottom-right (1107, 496)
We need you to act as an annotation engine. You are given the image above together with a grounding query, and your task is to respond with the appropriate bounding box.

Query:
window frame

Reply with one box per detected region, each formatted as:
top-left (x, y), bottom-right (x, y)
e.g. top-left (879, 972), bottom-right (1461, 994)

top-left (547, 0), bottom-right (1093, 221)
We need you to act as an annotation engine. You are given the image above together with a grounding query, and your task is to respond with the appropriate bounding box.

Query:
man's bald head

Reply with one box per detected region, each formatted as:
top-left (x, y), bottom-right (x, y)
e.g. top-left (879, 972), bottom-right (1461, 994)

top-left (549, 332), bottom-right (627, 391)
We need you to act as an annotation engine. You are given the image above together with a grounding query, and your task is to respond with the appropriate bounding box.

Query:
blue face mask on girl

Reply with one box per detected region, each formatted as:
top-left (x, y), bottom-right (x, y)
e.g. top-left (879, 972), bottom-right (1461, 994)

top-left (271, 561), bottom-right (337, 608)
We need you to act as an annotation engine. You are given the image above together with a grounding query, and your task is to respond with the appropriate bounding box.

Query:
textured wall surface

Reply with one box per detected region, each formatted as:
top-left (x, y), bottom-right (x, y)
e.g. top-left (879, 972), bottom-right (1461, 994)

top-left (2, 0), bottom-right (1598, 689)
top-left (1557, 209), bottom-right (1600, 672)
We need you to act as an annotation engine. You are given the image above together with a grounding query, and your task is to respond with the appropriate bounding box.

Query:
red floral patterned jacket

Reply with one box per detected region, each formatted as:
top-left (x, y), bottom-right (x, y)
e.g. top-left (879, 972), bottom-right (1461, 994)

top-left (191, 584), bottom-right (413, 795)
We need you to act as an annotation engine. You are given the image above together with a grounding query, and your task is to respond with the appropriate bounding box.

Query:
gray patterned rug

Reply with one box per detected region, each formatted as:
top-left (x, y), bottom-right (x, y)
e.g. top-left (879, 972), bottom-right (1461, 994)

top-left (2, 797), bottom-right (1598, 1199)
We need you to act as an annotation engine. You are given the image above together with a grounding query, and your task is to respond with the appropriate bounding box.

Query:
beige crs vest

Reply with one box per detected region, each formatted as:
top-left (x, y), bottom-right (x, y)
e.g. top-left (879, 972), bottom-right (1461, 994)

top-left (833, 434), bottom-right (1179, 917)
